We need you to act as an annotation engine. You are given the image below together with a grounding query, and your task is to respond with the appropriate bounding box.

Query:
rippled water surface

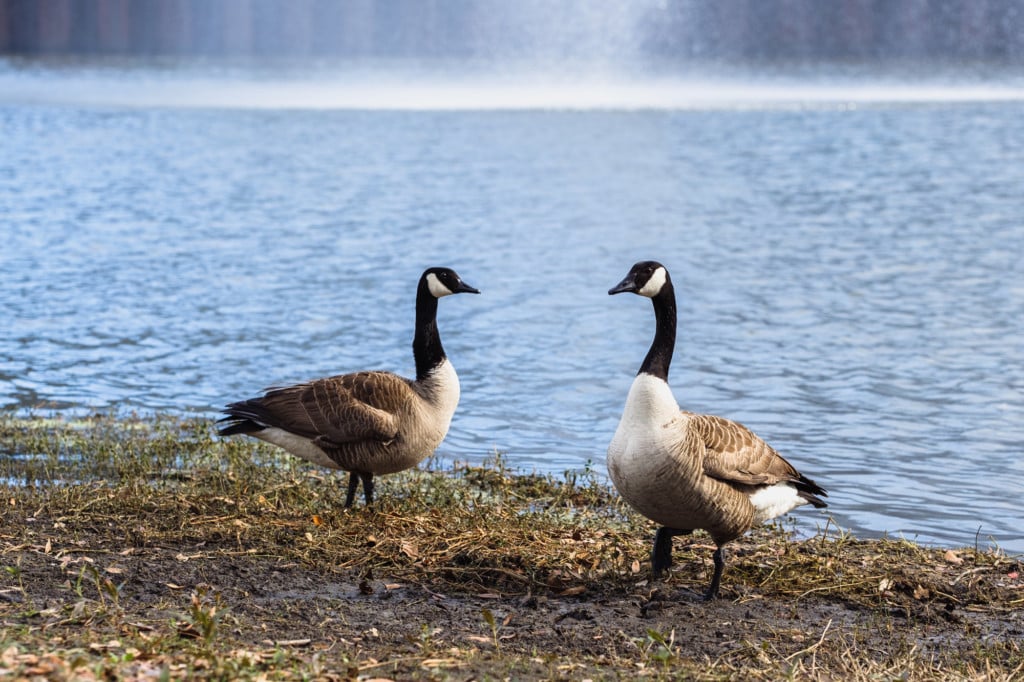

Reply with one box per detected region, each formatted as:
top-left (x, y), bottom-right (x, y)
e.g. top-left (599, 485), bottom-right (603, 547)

top-left (2, 64), bottom-right (1022, 553)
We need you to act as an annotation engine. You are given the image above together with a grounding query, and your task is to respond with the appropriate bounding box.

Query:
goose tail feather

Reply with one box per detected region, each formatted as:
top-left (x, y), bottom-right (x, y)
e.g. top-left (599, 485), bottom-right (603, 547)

top-left (217, 400), bottom-right (269, 436)
top-left (795, 474), bottom-right (828, 508)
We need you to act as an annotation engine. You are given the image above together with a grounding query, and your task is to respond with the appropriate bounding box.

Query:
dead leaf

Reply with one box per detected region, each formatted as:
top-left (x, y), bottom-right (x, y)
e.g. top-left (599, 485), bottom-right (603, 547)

top-left (556, 586), bottom-right (586, 597)
top-left (878, 578), bottom-right (894, 593)
top-left (546, 570), bottom-right (568, 589)
top-left (231, 648), bottom-right (269, 663)
top-left (944, 550), bottom-right (963, 565)
top-left (176, 622), bottom-right (200, 640)
top-left (630, 560), bottom-right (641, 574)
top-left (88, 640), bottom-right (122, 651)
top-left (913, 584), bottom-right (930, 600)
top-left (400, 541), bottom-right (419, 558)
top-left (1, 646), bottom-right (20, 667)
top-left (104, 566), bottom-right (124, 575)
top-left (165, 583), bottom-right (185, 590)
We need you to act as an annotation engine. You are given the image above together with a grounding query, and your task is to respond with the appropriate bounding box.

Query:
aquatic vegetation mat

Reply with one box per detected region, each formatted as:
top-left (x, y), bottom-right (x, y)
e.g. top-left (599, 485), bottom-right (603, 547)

top-left (1, 414), bottom-right (1021, 680)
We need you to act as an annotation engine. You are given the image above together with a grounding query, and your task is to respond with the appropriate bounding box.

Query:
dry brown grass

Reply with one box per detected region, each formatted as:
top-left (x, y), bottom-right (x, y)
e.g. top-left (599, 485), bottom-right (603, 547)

top-left (1, 414), bottom-right (1021, 680)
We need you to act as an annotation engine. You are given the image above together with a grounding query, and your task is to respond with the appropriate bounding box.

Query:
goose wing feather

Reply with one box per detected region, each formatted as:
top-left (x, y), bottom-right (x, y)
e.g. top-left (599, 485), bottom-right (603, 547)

top-left (231, 371), bottom-right (409, 445)
top-left (686, 413), bottom-right (802, 487)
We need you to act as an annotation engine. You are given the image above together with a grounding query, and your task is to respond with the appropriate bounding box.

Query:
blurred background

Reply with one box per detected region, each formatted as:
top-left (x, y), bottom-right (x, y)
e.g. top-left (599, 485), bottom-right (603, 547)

top-left (2, 0), bottom-right (1024, 65)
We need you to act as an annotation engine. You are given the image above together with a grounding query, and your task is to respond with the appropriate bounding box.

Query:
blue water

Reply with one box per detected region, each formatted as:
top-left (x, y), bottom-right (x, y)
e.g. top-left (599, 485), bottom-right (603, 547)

top-left (1, 62), bottom-right (1022, 553)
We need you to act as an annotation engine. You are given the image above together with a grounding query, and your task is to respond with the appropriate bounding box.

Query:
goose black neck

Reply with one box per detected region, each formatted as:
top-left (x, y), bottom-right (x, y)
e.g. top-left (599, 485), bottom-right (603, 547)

top-left (639, 280), bottom-right (676, 381)
top-left (413, 282), bottom-right (446, 381)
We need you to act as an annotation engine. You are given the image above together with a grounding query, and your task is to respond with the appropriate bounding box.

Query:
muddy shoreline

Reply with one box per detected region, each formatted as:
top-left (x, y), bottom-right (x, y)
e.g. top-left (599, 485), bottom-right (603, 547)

top-left (1, 415), bottom-right (1022, 679)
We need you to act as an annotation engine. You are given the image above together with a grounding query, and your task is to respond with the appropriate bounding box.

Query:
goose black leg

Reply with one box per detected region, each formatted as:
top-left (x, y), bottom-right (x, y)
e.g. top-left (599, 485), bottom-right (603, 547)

top-left (651, 527), bottom-right (692, 578)
top-left (360, 473), bottom-right (375, 506)
top-left (704, 547), bottom-right (725, 601)
top-left (344, 471), bottom-right (360, 508)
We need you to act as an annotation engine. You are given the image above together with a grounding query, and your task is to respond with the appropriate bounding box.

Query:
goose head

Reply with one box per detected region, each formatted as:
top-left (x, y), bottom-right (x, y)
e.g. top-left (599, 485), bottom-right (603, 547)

top-left (608, 261), bottom-right (669, 298)
top-left (423, 267), bottom-right (481, 298)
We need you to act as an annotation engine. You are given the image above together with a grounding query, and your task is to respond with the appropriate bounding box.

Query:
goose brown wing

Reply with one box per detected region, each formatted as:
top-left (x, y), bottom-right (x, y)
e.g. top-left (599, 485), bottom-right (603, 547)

top-left (687, 413), bottom-right (802, 487)
top-left (231, 371), bottom-right (407, 445)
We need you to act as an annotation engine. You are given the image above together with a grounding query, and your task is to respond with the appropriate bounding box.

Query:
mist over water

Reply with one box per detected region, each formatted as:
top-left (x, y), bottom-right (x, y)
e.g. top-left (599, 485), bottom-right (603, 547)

top-left (3, 58), bottom-right (1024, 111)
top-left (2, 2), bottom-right (1023, 554)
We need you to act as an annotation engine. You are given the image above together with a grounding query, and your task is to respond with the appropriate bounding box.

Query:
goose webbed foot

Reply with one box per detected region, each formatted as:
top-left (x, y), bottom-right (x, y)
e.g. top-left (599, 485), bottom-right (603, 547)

top-left (703, 547), bottom-right (725, 601)
top-left (651, 527), bottom-right (692, 579)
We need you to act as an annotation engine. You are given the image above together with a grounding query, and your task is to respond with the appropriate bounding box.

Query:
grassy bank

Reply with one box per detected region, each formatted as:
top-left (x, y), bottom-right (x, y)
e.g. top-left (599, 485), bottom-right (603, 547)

top-left (1, 414), bottom-right (1021, 680)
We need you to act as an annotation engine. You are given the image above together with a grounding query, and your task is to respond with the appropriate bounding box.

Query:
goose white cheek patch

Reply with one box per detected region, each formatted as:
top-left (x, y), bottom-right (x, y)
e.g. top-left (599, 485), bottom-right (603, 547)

top-left (426, 272), bottom-right (454, 297)
top-left (637, 266), bottom-right (667, 297)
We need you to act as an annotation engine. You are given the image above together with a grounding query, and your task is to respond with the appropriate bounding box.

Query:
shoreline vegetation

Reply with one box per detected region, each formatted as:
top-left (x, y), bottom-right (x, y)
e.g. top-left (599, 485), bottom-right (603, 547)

top-left (1, 414), bottom-right (1021, 680)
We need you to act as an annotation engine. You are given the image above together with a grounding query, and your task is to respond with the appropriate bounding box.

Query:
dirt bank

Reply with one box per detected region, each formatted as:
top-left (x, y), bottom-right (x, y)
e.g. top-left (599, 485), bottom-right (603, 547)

top-left (1, 415), bottom-right (1021, 679)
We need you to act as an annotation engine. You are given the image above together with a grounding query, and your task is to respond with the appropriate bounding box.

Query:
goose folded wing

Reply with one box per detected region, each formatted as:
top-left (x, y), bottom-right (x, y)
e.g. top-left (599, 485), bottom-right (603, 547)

top-left (257, 375), bottom-right (401, 445)
top-left (688, 413), bottom-right (802, 487)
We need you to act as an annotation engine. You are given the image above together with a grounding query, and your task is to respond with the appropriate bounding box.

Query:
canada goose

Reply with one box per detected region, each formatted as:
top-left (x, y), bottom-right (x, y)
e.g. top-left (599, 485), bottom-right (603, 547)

top-left (218, 267), bottom-right (479, 508)
top-left (607, 261), bottom-right (827, 600)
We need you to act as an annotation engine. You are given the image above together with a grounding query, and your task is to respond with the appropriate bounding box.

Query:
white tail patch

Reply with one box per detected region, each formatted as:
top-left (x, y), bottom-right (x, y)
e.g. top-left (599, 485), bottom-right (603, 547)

top-left (749, 483), bottom-right (806, 524)
top-left (637, 266), bottom-right (667, 298)
top-left (426, 272), bottom-right (455, 298)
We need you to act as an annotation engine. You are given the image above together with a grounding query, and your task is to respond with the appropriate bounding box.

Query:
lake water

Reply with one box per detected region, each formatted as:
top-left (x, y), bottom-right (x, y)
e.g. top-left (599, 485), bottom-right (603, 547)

top-left (1, 61), bottom-right (1022, 553)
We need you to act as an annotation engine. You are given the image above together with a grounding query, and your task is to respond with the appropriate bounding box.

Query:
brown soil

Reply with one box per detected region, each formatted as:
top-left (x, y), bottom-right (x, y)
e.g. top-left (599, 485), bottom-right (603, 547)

top-left (1, 415), bottom-right (1022, 679)
top-left (4, 510), bottom-right (1022, 680)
